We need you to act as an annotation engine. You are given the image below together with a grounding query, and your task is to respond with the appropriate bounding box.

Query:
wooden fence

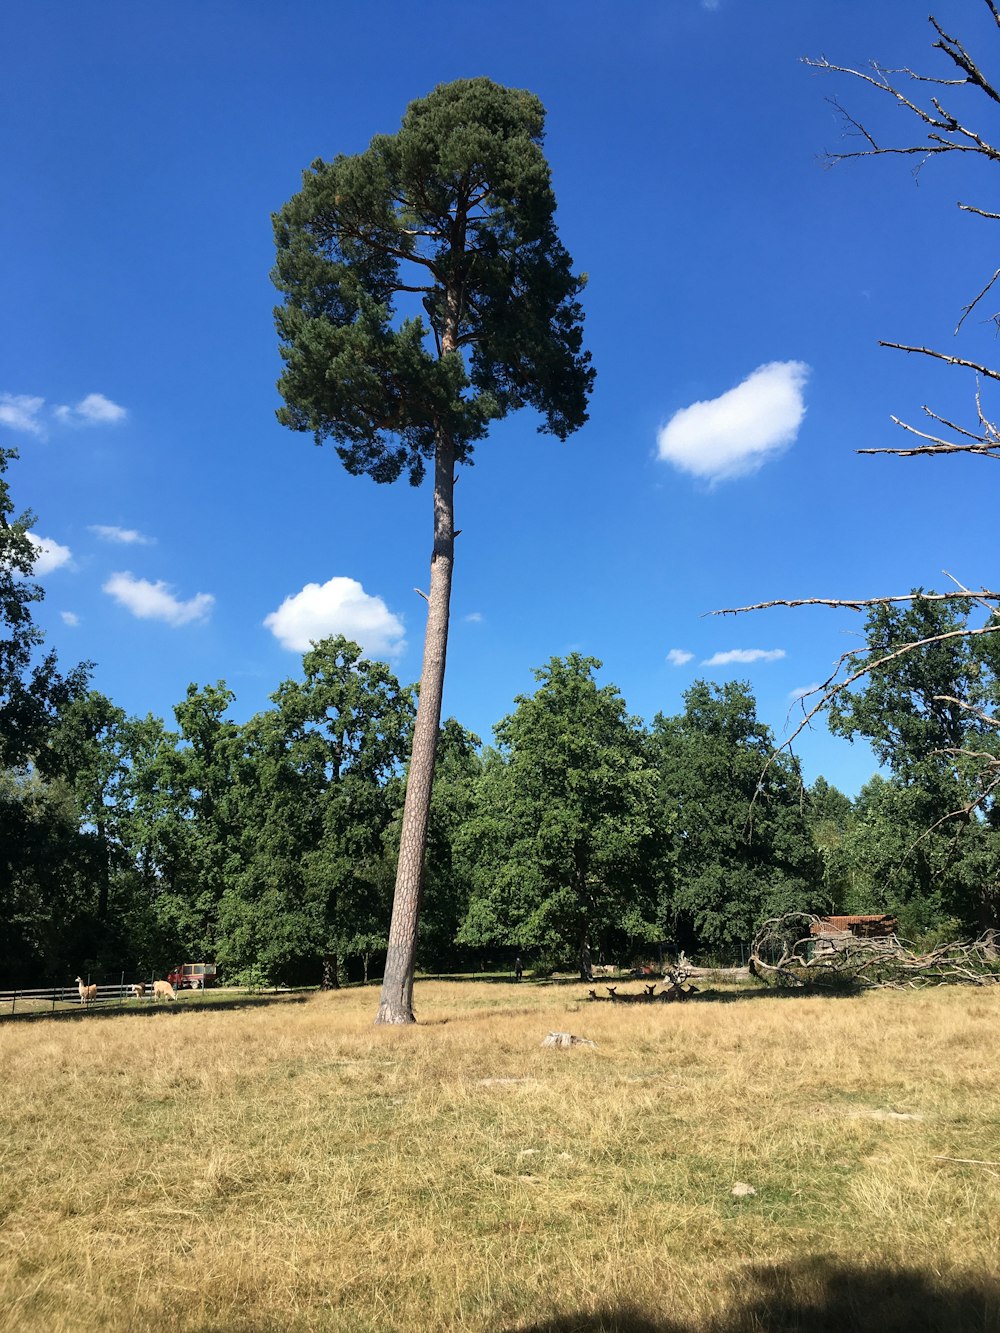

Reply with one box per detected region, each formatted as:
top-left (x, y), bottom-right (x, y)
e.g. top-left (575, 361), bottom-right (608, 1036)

top-left (0, 978), bottom-right (155, 1019)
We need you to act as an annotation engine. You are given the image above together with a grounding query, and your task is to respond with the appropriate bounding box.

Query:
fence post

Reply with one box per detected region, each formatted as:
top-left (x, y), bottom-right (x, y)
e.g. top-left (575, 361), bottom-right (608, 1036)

top-left (11, 988), bottom-right (15, 1017)
top-left (119, 971), bottom-right (125, 1007)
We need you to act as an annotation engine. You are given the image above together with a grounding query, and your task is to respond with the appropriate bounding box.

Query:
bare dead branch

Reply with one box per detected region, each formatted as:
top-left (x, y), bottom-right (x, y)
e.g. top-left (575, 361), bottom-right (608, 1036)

top-left (941, 571), bottom-right (1000, 619)
top-left (924, 404), bottom-right (996, 445)
top-left (711, 590), bottom-right (1000, 616)
top-left (878, 341), bottom-right (1000, 382)
top-left (902, 770), bottom-right (1000, 860)
top-left (934, 695), bottom-right (1000, 729)
top-left (712, 621), bottom-right (1000, 817)
top-left (857, 415), bottom-right (1000, 459)
top-left (804, 56), bottom-right (959, 129)
top-left (955, 267), bottom-right (1000, 332)
top-left (959, 201), bottom-right (1000, 219)
top-left (751, 913), bottom-right (1000, 991)
top-left (929, 14), bottom-right (1000, 105)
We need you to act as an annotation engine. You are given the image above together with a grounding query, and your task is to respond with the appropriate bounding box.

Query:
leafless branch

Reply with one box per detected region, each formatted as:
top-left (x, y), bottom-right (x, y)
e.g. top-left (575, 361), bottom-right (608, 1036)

top-left (934, 695), bottom-right (1000, 729)
top-left (858, 420), bottom-right (1000, 459)
top-left (959, 202), bottom-right (1000, 219)
top-left (929, 14), bottom-right (1000, 105)
top-left (710, 618), bottom-right (1000, 815)
top-left (955, 267), bottom-right (1000, 332)
top-left (942, 569), bottom-right (1000, 617)
top-left (712, 590), bottom-right (1000, 616)
top-left (902, 770), bottom-right (1000, 861)
top-left (878, 341), bottom-right (1000, 383)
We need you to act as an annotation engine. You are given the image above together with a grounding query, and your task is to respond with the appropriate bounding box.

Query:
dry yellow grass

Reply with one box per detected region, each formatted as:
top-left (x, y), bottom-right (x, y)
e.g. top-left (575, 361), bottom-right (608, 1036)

top-left (1, 981), bottom-right (999, 1332)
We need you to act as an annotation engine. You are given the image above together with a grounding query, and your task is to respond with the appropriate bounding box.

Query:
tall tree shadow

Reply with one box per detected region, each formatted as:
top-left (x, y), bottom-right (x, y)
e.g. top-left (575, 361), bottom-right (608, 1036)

top-left (509, 1256), bottom-right (1000, 1332)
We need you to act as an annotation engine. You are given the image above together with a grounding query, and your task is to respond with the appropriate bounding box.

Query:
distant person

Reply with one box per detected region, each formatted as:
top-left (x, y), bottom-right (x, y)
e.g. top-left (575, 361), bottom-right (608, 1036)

top-left (514, 956), bottom-right (523, 982)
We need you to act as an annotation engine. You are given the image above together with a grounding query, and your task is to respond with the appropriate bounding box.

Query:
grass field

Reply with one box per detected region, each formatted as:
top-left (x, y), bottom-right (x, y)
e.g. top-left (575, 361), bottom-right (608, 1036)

top-left (1, 979), bottom-right (999, 1332)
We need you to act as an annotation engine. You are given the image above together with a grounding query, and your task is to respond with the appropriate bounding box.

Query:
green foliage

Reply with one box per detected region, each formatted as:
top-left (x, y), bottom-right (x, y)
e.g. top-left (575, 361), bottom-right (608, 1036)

top-left (459, 654), bottom-right (659, 975)
top-left (397, 717), bottom-right (481, 969)
top-left (827, 596), bottom-right (1000, 933)
top-left (651, 680), bottom-right (822, 958)
top-left (272, 78), bottom-right (594, 484)
top-left (829, 596), bottom-right (1000, 780)
top-left (836, 773), bottom-right (1000, 936)
top-left (0, 449), bottom-right (89, 769)
top-left (217, 637), bottom-right (413, 985)
top-left (805, 775), bottom-right (854, 911)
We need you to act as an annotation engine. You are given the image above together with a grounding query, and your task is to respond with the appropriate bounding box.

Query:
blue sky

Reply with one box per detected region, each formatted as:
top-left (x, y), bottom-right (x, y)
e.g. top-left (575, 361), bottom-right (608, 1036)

top-left (4, 0), bottom-right (997, 796)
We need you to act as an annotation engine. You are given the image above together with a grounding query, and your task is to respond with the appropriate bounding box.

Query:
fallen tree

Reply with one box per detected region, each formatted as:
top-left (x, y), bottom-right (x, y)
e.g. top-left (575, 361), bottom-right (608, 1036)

top-left (750, 912), bottom-right (1000, 990)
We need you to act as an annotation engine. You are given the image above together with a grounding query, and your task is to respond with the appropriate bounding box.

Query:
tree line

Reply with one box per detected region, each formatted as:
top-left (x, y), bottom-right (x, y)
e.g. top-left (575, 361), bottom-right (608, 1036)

top-left (3, 451), bottom-right (998, 988)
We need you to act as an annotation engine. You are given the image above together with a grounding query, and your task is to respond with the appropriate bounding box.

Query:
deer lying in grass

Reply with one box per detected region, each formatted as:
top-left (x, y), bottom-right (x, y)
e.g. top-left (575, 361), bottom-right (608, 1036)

top-left (152, 980), bottom-right (176, 1001)
top-left (75, 977), bottom-right (97, 1007)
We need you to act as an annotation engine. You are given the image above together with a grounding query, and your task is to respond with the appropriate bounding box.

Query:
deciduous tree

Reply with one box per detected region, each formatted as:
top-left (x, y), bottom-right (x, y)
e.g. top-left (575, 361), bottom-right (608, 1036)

top-left (219, 637), bottom-right (412, 986)
top-left (650, 681), bottom-right (821, 959)
top-left (718, 8), bottom-right (1000, 916)
top-left (459, 655), bottom-right (657, 978)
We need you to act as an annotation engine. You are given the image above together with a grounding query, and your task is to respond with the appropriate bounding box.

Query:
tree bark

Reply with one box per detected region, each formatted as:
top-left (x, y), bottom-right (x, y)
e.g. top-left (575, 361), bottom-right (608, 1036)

top-left (97, 814), bottom-right (110, 922)
top-left (578, 929), bottom-right (593, 983)
top-left (375, 429), bottom-right (456, 1024)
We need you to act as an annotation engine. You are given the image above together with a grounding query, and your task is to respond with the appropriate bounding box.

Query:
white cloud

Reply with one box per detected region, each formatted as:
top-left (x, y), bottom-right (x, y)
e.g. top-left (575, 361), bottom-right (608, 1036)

top-left (104, 571), bottom-right (214, 627)
top-left (657, 361), bottom-right (810, 482)
top-left (666, 648), bottom-right (694, 666)
top-left (789, 683), bottom-right (821, 701)
top-left (0, 393), bottom-right (46, 438)
top-left (55, 393), bottom-right (127, 426)
top-left (61, 610), bottom-right (80, 627)
top-left (27, 533), bottom-right (72, 575)
top-left (264, 576), bottom-right (405, 657)
top-left (702, 648), bottom-right (786, 666)
top-left (464, 611), bottom-right (484, 624)
top-left (89, 524), bottom-right (153, 545)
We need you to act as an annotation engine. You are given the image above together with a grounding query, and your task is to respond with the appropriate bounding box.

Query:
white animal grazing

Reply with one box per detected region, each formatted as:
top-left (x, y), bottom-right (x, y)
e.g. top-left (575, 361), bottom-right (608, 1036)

top-left (131, 983), bottom-right (146, 999)
top-left (152, 980), bottom-right (176, 1002)
top-left (75, 976), bottom-right (97, 1007)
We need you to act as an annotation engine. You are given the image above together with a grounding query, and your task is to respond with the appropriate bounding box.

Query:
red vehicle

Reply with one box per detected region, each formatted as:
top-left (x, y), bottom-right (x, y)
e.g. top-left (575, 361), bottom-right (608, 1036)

top-left (167, 962), bottom-right (218, 990)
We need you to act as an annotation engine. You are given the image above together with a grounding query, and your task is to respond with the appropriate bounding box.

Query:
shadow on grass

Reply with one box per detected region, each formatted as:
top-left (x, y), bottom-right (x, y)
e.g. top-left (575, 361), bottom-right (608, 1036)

top-left (1, 990), bottom-right (314, 1024)
top-left (509, 1256), bottom-right (1000, 1332)
top-left (417, 973), bottom-right (525, 985)
top-left (578, 985), bottom-right (864, 1007)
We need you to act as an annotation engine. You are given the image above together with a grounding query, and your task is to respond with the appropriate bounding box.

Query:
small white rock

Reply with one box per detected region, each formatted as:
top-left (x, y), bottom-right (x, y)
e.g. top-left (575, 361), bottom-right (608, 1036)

top-left (731, 1182), bottom-right (757, 1198)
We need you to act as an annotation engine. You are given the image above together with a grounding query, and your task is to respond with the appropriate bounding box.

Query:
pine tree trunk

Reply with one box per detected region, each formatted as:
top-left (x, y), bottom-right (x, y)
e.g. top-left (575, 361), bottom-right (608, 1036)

top-left (375, 430), bottom-right (456, 1024)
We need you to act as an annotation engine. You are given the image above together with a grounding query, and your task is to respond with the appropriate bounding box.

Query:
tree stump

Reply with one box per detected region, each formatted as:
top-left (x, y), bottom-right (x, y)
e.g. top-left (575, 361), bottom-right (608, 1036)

top-left (541, 1032), bottom-right (596, 1049)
